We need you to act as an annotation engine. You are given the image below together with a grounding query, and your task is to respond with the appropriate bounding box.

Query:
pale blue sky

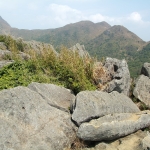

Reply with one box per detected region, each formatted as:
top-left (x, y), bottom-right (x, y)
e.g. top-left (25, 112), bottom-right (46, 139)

top-left (0, 0), bottom-right (150, 41)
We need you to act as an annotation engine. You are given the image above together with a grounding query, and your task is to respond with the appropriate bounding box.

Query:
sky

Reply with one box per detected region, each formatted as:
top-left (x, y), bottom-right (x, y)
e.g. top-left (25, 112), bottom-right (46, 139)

top-left (0, 0), bottom-right (150, 41)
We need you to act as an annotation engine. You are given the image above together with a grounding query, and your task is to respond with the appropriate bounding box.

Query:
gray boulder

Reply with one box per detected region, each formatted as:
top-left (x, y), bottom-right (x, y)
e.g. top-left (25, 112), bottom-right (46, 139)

top-left (0, 49), bottom-right (12, 60)
top-left (142, 133), bottom-right (150, 150)
top-left (141, 62), bottom-right (150, 78)
top-left (71, 91), bottom-right (140, 125)
top-left (0, 60), bottom-right (14, 69)
top-left (104, 57), bottom-right (131, 96)
top-left (83, 130), bottom-right (147, 150)
top-left (0, 42), bottom-right (7, 50)
top-left (133, 75), bottom-right (150, 108)
top-left (0, 86), bottom-right (76, 150)
top-left (77, 111), bottom-right (150, 141)
top-left (28, 82), bottom-right (75, 112)
top-left (69, 43), bottom-right (90, 58)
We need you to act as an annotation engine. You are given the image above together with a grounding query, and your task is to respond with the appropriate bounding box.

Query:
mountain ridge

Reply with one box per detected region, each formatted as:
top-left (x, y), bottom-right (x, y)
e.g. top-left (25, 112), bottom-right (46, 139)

top-left (0, 16), bottom-right (150, 77)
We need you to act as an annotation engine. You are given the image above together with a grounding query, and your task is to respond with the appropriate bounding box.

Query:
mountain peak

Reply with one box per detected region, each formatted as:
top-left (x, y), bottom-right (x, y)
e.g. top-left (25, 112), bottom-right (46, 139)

top-left (0, 16), bottom-right (11, 30)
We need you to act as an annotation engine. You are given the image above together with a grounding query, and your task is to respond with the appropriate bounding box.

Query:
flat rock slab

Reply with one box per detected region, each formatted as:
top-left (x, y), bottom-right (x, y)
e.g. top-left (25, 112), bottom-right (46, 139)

top-left (133, 75), bottom-right (150, 107)
top-left (28, 82), bottom-right (75, 112)
top-left (72, 91), bottom-right (140, 125)
top-left (77, 111), bottom-right (150, 141)
top-left (83, 130), bottom-right (147, 150)
top-left (0, 86), bottom-right (76, 150)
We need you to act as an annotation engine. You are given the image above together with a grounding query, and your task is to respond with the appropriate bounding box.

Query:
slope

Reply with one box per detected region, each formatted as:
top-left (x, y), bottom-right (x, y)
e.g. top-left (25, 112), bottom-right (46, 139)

top-left (9, 21), bottom-right (111, 48)
top-left (85, 25), bottom-right (146, 60)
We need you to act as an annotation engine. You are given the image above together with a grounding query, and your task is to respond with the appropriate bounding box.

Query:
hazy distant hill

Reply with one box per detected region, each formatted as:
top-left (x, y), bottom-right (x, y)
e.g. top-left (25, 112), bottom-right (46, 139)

top-left (0, 16), bottom-right (111, 48)
top-left (0, 16), bottom-right (11, 34)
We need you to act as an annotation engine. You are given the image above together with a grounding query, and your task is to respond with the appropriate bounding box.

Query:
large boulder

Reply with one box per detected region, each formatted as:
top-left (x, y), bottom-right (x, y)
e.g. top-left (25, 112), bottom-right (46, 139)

top-left (0, 86), bottom-right (76, 150)
top-left (141, 62), bottom-right (150, 78)
top-left (133, 75), bottom-right (150, 108)
top-left (104, 57), bottom-right (131, 96)
top-left (28, 82), bottom-right (75, 112)
top-left (71, 91), bottom-right (140, 125)
top-left (77, 111), bottom-right (150, 141)
top-left (83, 130), bottom-right (147, 150)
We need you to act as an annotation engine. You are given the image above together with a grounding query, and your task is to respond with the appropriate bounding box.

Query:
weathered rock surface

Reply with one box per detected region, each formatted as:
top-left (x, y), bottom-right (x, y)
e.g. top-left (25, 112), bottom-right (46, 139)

top-left (71, 91), bottom-right (140, 125)
top-left (28, 82), bottom-right (75, 112)
top-left (0, 42), bottom-right (7, 50)
top-left (0, 60), bottom-right (14, 69)
top-left (77, 111), bottom-right (150, 141)
top-left (104, 57), bottom-right (131, 96)
top-left (83, 130), bottom-right (147, 150)
top-left (69, 43), bottom-right (90, 57)
top-left (0, 86), bottom-right (76, 150)
top-left (141, 62), bottom-right (150, 78)
top-left (142, 133), bottom-right (150, 150)
top-left (133, 75), bottom-right (150, 107)
top-left (0, 49), bottom-right (12, 59)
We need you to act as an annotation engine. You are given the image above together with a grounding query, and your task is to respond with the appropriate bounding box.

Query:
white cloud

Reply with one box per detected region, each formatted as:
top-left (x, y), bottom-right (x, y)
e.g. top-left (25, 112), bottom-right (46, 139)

top-left (128, 12), bottom-right (142, 22)
top-left (46, 4), bottom-right (85, 25)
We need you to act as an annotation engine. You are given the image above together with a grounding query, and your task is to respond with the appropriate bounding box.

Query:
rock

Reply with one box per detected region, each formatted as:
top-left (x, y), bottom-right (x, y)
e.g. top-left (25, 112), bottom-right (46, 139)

top-left (0, 49), bottom-right (12, 60)
top-left (71, 91), bottom-right (140, 125)
top-left (0, 86), bottom-right (76, 150)
top-left (142, 133), bottom-right (150, 150)
top-left (141, 62), bottom-right (150, 78)
top-left (104, 57), bottom-right (131, 96)
top-left (77, 111), bottom-right (150, 141)
top-left (69, 43), bottom-right (90, 58)
top-left (0, 42), bottom-right (7, 50)
top-left (18, 52), bottom-right (30, 60)
top-left (83, 130), bottom-right (147, 150)
top-left (25, 40), bottom-right (58, 56)
top-left (0, 60), bottom-right (14, 69)
top-left (133, 75), bottom-right (150, 108)
top-left (28, 82), bottom-right (75, 112)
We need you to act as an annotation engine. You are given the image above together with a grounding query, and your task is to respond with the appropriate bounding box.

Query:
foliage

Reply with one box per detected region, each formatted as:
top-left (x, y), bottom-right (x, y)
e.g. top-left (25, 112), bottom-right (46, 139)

top-left (0, 38), bottom-right (96, 94)
top-left (0, 35), bottom-right (26, 52)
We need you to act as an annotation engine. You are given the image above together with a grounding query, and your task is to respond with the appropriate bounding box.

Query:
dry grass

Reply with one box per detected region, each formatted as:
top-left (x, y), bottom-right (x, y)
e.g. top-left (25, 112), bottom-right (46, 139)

top-left (93, 62), bottom-right (111, 90)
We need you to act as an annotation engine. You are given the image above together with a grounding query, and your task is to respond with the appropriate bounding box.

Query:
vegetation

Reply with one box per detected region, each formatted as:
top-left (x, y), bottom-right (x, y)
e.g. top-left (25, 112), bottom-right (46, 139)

top-left (0, 35), bottom-right (96, 94)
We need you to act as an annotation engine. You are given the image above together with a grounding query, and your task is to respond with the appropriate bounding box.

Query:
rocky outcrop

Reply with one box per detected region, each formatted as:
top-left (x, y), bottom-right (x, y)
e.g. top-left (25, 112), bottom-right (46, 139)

top-left (104, 57), bottom-right (131, 96)
top-left (69, 43), bottom-right (90, 57)
top-left (0, 86), bottom-right (76, 150)
top-left (71, 91), bottom-right (140, 125)
top-left (77, 111), bottom-right (150, 141)
top-left (28, 82), bottom-right (75, 112)
top-left (133, 75), bottom-right (150, 108)
top-left (25, 40), bottom-right (58, 56)
top-left (141, 62), bottom-right (150, 78)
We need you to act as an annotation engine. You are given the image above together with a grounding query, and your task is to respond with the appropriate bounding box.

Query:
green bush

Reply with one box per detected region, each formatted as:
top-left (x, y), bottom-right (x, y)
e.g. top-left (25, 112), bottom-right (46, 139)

top-left (0, 44), bottom-right (96, 94)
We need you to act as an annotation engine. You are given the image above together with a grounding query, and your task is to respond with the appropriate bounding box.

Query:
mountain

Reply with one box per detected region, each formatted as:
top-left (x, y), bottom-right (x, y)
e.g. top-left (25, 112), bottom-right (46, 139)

top-left (0, 16), bottom-right (11, 34)
top-left (0, 17), bottom-right (110, 48)
top-left (0, 16), bottom-right (149, 77)
top-left (85, 25), bottom-right (145, 59)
